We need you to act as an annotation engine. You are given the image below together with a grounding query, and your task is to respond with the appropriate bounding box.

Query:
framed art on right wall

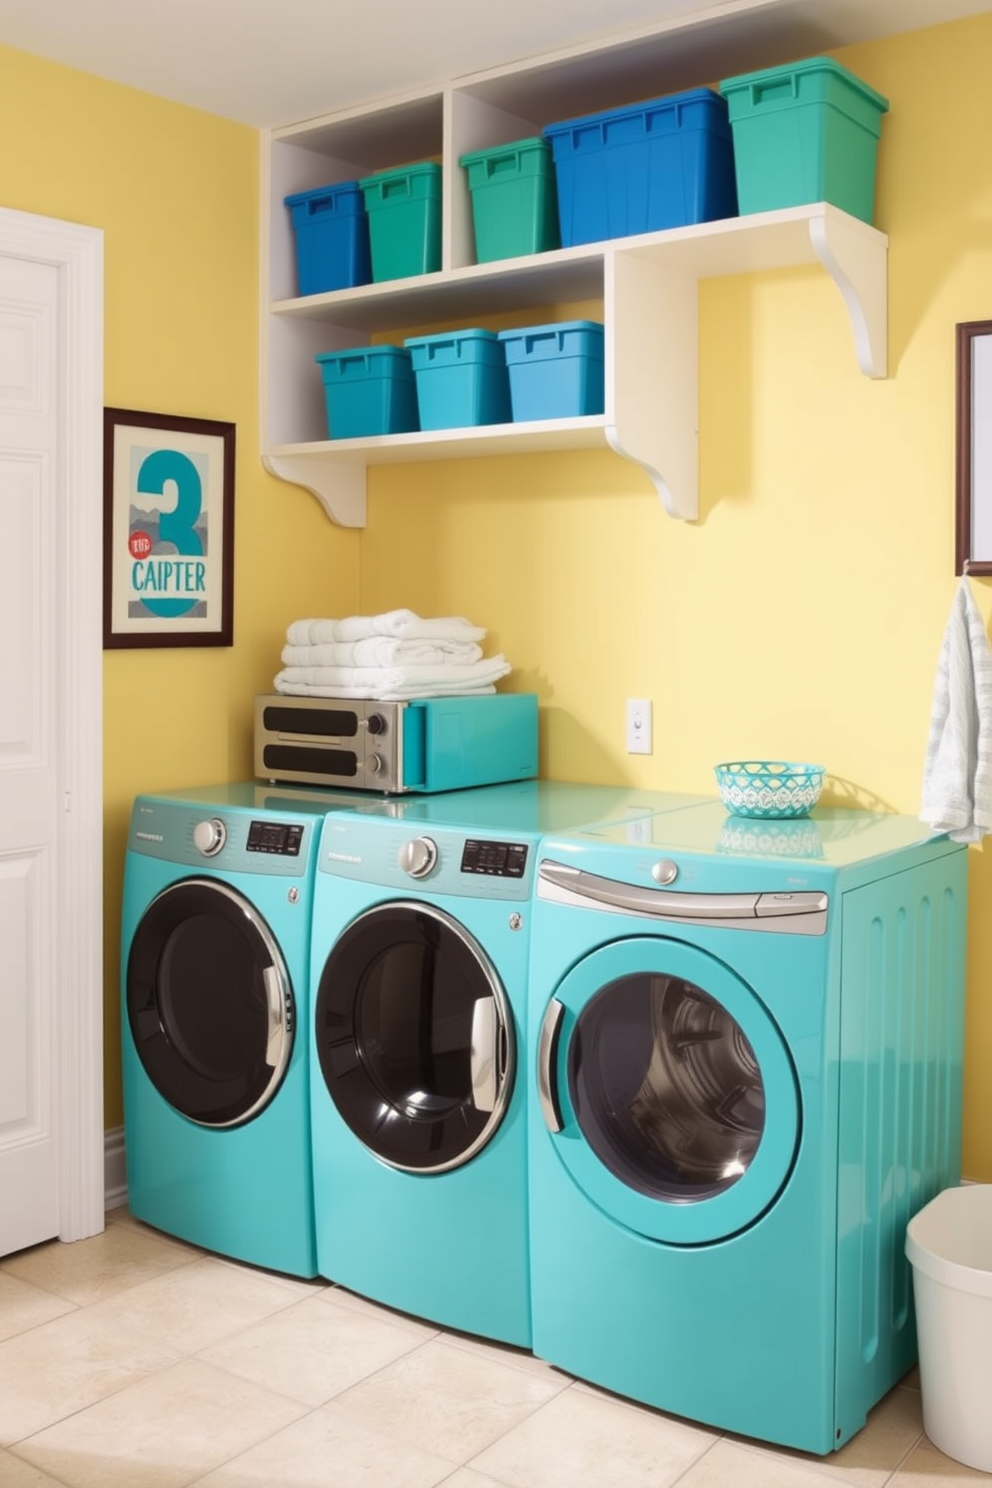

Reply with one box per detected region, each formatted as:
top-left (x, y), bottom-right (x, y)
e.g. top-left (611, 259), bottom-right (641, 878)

top-left (956, 319), bottom-right (992, 575)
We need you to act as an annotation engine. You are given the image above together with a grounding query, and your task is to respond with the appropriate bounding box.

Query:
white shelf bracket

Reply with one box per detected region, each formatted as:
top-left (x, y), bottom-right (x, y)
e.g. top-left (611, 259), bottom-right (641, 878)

top-left (605, 247), bottom-right (699, 521)
top-left (807, 210), bottom-right (888, 379)
top-left (263, 453), bottom-right (367, 528)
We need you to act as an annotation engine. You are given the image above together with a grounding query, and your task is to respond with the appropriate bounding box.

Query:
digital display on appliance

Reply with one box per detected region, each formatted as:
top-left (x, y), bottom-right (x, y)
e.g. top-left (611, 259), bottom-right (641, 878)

top-left (247, 820), bottom-right (304, 856)
top-left (461, 839), bottom-right (528, 877)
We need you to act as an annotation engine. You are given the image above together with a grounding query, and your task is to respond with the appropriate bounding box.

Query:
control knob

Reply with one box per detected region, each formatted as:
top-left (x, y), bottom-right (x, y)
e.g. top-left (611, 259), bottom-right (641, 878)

top-left (399, 835), bottom-right (438, 878)
top-left (368, 754), bottom-right (385, 776)
top-left (367, 713), bottom-right (386, 735)
top-left (193, 818), bottom-right (226, 857)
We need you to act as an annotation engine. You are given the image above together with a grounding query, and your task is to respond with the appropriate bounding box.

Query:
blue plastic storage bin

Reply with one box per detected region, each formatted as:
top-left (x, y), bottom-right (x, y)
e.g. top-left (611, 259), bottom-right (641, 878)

top-left (404, 329), bottom-right (511, 429)
top-left (314, 346), bottom-right (419, 439)
top-left (284, 181), bottom-right (371, 296)
top-left (543, 87), bottom-right (738, 246)
top-left (498, 320), bottom-right (605, 421)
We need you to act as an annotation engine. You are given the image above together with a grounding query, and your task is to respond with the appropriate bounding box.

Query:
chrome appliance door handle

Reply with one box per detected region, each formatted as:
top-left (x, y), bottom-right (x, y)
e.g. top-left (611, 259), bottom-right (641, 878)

top-left (263, 965), bottom-right (285, 1070)
top-left (537, 997), bottom-right (565, 1133)
top-left (539, 860), bottom-right (761, 918)
top-left (470, 996), bottom-right (498, 1113)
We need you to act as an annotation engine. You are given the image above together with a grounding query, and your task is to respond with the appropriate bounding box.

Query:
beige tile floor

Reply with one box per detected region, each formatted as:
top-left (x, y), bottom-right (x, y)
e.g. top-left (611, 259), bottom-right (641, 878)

top-left (0, 1206), bottom-right (984, 1488)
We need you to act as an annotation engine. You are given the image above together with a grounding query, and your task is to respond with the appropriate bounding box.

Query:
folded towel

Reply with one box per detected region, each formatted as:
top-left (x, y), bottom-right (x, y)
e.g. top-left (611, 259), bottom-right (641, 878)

top-left (920, 575), bottom-right (992, 842)
top-left (280, 637), bottom-right (483, 669)
top-left (273, 655), bottom-right (512, 702)
top-left (273, 680), bottom-right (499, 701)
top-left (286, 610), bottom-right (486, 646)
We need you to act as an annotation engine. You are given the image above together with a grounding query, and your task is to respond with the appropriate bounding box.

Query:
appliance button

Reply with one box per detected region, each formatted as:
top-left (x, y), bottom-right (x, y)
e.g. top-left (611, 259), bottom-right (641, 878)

top-left (399, 836), bottom-right (438, 878)
top-left (367, 713), bottom-right (386, 735)
top-left (651, 858), bottom-right (679, 885)
top-left (193, 818), bottom-right (226, 856)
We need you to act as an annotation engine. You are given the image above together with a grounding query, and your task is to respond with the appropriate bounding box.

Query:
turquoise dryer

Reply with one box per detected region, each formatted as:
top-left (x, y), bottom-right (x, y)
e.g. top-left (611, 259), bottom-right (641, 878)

top-left (527, 802), bottom-right (968, 1453)
top-left (121, 782), bottom-right (358, 1277)
top-left (309, 780), bottom-right (704, 1345)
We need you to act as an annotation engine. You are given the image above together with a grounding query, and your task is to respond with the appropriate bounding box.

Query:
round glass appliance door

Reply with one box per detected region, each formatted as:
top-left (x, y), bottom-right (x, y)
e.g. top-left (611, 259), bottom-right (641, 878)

top-left (544, 937), bottom-right (800, 1244)
top-left (126, 878), bottom-right (294, 1128)
top-left (314, 901), bottom-right (514, 1174)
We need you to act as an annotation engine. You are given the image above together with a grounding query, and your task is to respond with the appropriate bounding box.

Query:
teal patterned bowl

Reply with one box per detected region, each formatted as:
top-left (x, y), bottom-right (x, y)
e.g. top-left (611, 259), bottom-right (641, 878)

top-left (714, 761), bottom-right (825, 819)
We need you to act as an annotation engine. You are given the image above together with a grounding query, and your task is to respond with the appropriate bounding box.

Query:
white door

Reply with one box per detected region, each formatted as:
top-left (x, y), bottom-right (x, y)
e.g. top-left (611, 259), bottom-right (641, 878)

top-left (0, 207), bottom-right (104, 1255)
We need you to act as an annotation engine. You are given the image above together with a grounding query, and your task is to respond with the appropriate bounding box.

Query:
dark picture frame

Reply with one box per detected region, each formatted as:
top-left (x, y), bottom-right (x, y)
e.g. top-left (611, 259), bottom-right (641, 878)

top-left (955, 320), bottom-right (992, 576)
top-left (103, 408), bottom-right (236, 648)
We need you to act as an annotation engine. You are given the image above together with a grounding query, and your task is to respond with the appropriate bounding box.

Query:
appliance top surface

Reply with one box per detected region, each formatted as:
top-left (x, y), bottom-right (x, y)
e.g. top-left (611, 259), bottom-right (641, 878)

top-left (549, 800), bottom-right (953, 870)
top-left (135, 781), bottom-right (367, 819)
top-left (320, 780), bottom-right (711, 832)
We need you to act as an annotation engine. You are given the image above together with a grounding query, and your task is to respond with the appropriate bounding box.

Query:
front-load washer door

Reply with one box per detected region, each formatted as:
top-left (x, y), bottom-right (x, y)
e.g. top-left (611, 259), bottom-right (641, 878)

top-left (536, 937), bottom-right (800, 1244)
top-left (126, 878), bottom-right (294, 1128)
top-left (314, 901), bottom-right (514, 1174)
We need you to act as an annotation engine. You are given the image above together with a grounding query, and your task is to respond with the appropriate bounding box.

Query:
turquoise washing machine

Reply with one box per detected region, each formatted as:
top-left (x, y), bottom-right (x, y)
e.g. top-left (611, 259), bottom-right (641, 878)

top-left (527, 802), bottom-right (968, 1453)
top-left (121, 782), bottom-right (359, 1276)
top-left (309, 781), bottom-right (705, 1345)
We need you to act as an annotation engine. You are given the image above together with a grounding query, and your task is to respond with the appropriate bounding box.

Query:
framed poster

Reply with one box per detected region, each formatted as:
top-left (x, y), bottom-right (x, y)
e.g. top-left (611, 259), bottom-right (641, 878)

top-left (103, 408), bottom-right (235, 648)
top-left (955, 320), bottom-right (992, 576)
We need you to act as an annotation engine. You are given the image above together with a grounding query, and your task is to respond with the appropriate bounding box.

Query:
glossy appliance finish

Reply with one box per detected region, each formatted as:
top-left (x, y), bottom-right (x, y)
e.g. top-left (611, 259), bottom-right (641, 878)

top-left (121, 782), bottom-right (361, 1276)
top-left (254, 692), bottom-right (538, 793)
top-left (309, 780), bottom-right (705, 1345)
top-left (527, 801), bottom-right (968, 1453)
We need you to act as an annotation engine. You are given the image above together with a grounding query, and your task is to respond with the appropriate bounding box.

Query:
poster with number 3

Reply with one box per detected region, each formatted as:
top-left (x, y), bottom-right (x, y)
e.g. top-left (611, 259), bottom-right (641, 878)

top-left (103, 408), bottom-right (235, 648)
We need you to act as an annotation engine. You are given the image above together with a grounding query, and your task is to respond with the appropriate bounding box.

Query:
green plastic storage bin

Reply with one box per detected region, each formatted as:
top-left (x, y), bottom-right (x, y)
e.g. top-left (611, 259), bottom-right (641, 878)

top-left (459, 137), bottom-right (560, 262)
top-left (314, 345), bottom-right (419, 439)
top-left (358, 161), bottom-right (442, 281)
top-left (719, 56), bottom-right (888, 224)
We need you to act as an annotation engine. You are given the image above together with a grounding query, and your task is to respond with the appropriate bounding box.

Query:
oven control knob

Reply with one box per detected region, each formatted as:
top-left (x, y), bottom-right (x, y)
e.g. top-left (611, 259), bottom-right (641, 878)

top-left (193, 818), bottom-right (226, 857)
top-left (399, 836), bottom-right (438, 878)
top-left (651, 858), bottom-right (678, 885)
top-left (367, 713), bottom-right (386, 735)
top-left (368, 754), bottom-right (385, 776)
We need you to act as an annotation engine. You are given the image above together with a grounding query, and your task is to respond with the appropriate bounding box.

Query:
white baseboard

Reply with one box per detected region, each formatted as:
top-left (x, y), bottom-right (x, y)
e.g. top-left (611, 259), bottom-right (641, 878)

top-left (104, 1127), bottom-right (128, 1210)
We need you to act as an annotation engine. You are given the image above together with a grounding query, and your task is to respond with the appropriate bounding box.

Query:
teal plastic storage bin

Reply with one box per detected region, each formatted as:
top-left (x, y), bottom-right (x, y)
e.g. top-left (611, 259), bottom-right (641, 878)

top-left (719, 57), bottom-right (888, 223)
top-left (315, 346), bottom-right (419, 439)
top-left (543, 88), bottom-right (737, 246)
top-left (284, 180), bottom-right (371, 295)
top-left (498, 320), bottom-right (605, 421)
top-left (358, 162), bottom-right (442, 281)
top-left (404, 329), bottom-right (511, 430)
top-left (459, 137), bottom-right (560, 262)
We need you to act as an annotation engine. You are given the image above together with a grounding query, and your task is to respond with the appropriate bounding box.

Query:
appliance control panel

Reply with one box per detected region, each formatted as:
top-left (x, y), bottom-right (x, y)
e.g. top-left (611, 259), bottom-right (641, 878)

top-left (247, 819), bottom-right (304, 857)
top-left (461, 838), bottom-right (528, 879)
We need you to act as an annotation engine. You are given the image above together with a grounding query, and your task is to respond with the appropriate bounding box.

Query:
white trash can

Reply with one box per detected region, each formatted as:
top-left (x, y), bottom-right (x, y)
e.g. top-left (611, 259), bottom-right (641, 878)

top-left (906, 1184), bottom-right (992, 1471)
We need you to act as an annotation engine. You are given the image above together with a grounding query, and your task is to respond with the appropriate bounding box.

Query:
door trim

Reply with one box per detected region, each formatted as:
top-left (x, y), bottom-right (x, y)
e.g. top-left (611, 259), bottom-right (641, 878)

top-left (0, 206), bottom-right (105, 1240)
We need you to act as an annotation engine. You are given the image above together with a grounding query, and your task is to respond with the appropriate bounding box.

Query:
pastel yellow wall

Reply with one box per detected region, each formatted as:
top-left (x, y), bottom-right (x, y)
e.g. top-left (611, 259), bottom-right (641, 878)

top-left (0, 46), bottom-right (359, 1126)
top-left (359, 16), bottom-right (992, 1179)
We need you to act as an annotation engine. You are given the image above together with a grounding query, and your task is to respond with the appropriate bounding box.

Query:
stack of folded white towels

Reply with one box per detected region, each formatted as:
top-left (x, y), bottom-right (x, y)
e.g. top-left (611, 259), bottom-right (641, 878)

top-left (274, 609), bottom-right (512, 700)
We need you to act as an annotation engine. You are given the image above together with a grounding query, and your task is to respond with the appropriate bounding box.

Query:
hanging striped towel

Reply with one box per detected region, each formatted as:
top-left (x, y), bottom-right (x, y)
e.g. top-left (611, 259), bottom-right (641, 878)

top-left (920, 575), bottom-right (992, 842)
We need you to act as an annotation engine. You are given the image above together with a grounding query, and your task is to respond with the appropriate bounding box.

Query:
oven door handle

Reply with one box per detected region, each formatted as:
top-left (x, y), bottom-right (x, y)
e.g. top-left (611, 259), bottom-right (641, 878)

top-left (470, 996), bottom-right (498, 1113)
top-left (263, 965), bottom-right (286, 1070)
top-left (537, 997), bottom-right (565, 1133)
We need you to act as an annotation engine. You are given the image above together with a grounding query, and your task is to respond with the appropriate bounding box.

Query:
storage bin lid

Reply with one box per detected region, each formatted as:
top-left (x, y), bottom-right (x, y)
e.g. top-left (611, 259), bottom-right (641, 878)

top-left (284, 180), bottom-right (363, 209)
top-left (358, 161), bottom-right (441, 190)
top-left (458, 137), bottom-right (550, 167)
top-left (543, 87), bottom-right (727, 140)
top-left (314, 345), bottom-right (413, 378)
top-left (404, 328), bottom-right (500, 348)
top-left (498, 319), bottom-right (604, 339)
top-left (718, 55), bottom-right (888, 116)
